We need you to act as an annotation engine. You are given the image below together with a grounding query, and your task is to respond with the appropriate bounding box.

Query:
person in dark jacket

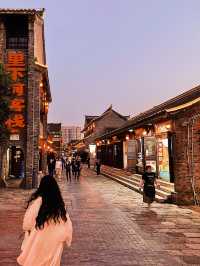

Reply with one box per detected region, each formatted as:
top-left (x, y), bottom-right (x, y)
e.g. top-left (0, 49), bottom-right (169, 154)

top-left (87, 157), bottom-right (90, 169)
top-left (71, 158), bottom-right (76, 177)
top-left (48, 158), bottom-right (55, 177)
top-left (140, 165), bottom-right (159, 208)
top-left (96, 159), bottom-right (101, 175)
top-left (74, 159), bottom-right (81, 181)
top-left (65, 160), bottom-right (72, 182)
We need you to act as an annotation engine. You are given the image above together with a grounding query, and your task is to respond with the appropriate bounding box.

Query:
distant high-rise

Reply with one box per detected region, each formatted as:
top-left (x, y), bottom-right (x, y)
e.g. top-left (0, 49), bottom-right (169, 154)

top-left (62, 126), bottom-right (81, 144)
top-left (47, 123), bottom-right (62, 155)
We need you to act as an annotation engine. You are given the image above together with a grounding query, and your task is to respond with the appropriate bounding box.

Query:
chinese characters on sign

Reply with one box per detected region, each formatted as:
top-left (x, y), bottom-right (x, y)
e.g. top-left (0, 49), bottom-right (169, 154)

top-left (5, 51), bottom-right (26, 134)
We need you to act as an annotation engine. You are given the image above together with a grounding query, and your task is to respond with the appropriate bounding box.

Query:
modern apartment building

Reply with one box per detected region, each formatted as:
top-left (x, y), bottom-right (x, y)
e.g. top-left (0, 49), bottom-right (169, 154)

top-left (62, 126), bottom-right (81, 144)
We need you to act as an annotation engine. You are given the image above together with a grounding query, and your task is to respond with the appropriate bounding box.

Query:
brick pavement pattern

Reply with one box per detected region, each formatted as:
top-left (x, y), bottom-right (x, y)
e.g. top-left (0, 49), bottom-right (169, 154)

top-left (1, 168), bottom-right (200, 265)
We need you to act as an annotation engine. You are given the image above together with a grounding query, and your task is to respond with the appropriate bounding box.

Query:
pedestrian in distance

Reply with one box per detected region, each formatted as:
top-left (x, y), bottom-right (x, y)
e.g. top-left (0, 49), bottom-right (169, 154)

top-left (61, 155), bottom-right (66, 171)
top-left (96, 159), bottom-right (101, 175)
top-left (87, 157), bottom-right (90, 169)
top-left (74, 159), bottom-right (81, 181)
top-left (55, 158), bottom-right (62, 179)
top-left (140, 165), bottom-right (159, 208)
top-left (17, 175), bottom-right (73, 266)
top-left (48, 158), bottom-right (55, 177)
top-left (65, 160), bottom-right (72, 182)
top-left (71, 158), bottom-right (76, 177)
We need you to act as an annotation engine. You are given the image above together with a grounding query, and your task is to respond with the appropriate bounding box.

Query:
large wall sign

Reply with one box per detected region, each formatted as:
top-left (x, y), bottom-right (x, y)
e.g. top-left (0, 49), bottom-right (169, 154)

top-left (5, 51), bottom-right (26, 135)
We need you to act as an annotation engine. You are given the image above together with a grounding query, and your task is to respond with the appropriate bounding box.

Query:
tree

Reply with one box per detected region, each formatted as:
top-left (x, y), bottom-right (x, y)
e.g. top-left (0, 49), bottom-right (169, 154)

top-left (0, 63), bottom-right (11, 141)
top-left (0, 63), bottom-right (11, 186)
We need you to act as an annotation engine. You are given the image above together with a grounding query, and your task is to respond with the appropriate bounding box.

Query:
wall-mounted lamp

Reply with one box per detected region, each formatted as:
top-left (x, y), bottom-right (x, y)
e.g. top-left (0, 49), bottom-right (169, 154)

top-left (143, 130), bottom-right (147, 136)
top-left (126, 135), bottom-right (130, 140)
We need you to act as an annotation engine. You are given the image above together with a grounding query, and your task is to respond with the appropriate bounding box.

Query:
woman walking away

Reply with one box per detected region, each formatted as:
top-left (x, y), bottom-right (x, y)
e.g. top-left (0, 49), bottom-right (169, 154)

top-left (17, 175), bottom-right (73, 266)
top-left (140, 165), bottom-right (158, 208)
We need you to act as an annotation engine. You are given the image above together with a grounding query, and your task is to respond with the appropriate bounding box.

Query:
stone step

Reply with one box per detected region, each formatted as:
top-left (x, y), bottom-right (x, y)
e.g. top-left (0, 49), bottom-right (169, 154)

top-left (102, 169), bottom-right (174, 194)
top-left (134, 174), bottom-right (174, 189)
top-left (120, 174), bottom-right (173, 194)
top-left (111, 173), bottom-right (170, 198)
top-left (101, 171), bottom-right (166, 203)
top-left (103, 167), bottom-right (174, 188)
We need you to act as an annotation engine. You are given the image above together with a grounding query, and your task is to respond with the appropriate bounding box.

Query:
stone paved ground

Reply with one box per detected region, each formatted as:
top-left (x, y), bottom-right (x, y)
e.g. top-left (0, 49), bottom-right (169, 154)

top-left (2, 168), bottom-right (200, 265)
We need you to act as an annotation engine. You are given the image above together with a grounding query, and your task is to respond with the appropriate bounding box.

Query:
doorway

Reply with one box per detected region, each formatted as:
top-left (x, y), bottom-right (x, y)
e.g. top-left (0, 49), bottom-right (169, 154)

top-left (157, 133), bottom-right (174, 183)
top-left (9, 146), bottom-right (24, 178)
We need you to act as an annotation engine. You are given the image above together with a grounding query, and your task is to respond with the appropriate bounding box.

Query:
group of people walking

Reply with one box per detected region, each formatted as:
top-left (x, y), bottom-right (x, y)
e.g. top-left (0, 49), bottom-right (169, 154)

top-left (65, 157), bottom-right (81, 182)
top-left (47, 155), bottom-right (82, 182)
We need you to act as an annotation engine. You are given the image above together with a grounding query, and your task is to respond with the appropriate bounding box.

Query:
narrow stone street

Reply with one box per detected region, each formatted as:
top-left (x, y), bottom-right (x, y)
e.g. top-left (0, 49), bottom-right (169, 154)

top-left (1, 168), bottom-right (200, 265)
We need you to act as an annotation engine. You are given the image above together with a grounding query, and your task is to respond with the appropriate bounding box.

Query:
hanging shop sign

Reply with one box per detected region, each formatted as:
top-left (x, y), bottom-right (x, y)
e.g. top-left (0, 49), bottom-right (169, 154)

top-left (157, 138), bottom-right (170, 181)
top-left (155, 121), bottom-right (172, 134)
top-left (144, 137), bottom-right (156, 157)
top-left (144, 137), bottom-right (157, 172)
top-left (5, 51), bottom-right (26, 135)
top-left (10, 134), bottom-right (20, 141)
top-left (127, 140), bottom-right (137, 160)
top-left (52, 137), bottom-right (61, 142)
top-left (146, 160), bottom-right (157, 172)
top-left (135, 128), bottom-right (145, 137)
top-left (89, 144), bottom-right (96, 158)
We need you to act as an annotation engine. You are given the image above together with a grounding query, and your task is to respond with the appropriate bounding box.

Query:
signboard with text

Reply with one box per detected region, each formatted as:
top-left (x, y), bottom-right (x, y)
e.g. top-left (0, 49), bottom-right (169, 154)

top-left (5, 51), bottom-right (26, 137)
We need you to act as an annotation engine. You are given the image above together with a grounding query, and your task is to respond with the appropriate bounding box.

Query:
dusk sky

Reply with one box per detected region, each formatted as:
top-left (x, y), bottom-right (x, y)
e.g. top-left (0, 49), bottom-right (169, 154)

top-left (2, 1), bottom-right (200, 127)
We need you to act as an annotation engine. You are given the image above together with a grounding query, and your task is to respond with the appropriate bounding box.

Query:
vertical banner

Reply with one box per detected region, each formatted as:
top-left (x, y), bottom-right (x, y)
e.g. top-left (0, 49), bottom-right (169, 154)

top-left (5, 51), bottom-right (26, 137)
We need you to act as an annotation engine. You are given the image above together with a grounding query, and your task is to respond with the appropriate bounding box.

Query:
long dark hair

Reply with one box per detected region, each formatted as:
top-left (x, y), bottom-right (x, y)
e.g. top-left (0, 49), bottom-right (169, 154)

top-left (27, 175), bottom-right (67, 229)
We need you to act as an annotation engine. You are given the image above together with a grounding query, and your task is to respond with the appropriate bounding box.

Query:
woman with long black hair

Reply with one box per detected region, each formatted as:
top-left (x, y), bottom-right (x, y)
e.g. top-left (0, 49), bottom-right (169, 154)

top-left (17, 175), bottom-right (72, 266)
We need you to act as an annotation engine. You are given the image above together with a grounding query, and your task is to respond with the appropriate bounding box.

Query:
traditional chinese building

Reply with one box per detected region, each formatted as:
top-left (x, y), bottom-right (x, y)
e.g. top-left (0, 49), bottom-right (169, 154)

top-left (78, 105), bottom-right (129, 163)
top-left (96, 85), bottom-right (200, 204)
top-left (0, 9), bottom-right (51, 188)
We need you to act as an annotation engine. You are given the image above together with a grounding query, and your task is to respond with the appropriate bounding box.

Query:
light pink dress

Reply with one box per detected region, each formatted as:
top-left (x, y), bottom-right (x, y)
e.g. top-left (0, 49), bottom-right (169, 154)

top-left (17, 197), bottom-right (73, 266)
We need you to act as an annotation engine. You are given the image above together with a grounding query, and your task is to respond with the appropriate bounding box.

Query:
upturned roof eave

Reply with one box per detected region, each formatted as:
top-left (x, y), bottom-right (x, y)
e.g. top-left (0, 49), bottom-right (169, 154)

top-left (0, 8), bottom-right (45, 17)
top-left (95, 110), bottom-right (169, 141)
top-left (96, 84), bottom-right (200, 141)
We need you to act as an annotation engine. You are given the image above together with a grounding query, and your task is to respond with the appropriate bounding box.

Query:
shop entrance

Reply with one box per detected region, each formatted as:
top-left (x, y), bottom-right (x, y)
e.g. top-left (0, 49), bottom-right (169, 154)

top-left (113, 142), bottom-right (123, 168)
top-left (9, 146), bottom-right (24, 178)
top-left (139, 134), bottom-right (174, 183)
top-left (126, 140), bottom-right (138, 171)
top-left (157, 133), bottom-right (174, 183)
top-left (144, 136), bottom-right (157, 172)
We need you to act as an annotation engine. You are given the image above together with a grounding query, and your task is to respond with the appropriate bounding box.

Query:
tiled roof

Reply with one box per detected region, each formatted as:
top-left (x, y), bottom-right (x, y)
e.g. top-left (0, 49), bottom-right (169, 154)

top-left (125, 84), bottom-right (200, 126)
top-left (0, 8), bottom-right (45, 16)
top-left (82, 107), bottom-right (129, 132)
top-left (96, 84), bottom-right (200, 140)
top-left (85, 115), bottom-right (99, 123)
